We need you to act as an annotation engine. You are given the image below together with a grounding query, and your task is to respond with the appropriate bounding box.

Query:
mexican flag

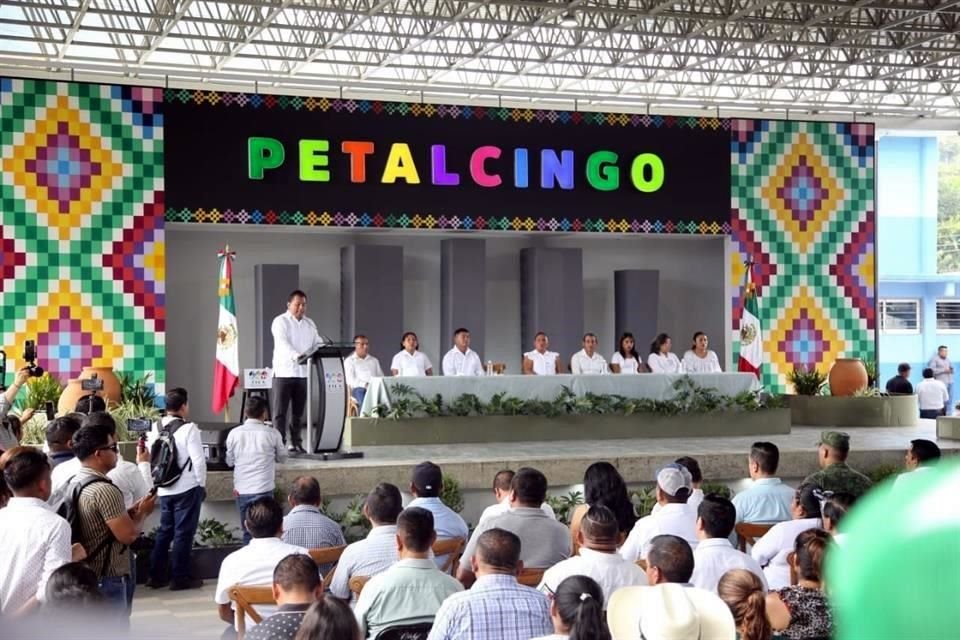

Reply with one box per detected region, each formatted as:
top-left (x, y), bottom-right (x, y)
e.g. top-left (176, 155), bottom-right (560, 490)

top-left (738, 262), bottom-right (762, 378)
top-left (212, 247), bottom-right (239, 414)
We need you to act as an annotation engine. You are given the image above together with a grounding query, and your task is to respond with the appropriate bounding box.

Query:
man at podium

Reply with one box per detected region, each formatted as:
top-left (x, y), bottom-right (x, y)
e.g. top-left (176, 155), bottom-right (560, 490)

top-left (271, 289), bottom-right (324, 453)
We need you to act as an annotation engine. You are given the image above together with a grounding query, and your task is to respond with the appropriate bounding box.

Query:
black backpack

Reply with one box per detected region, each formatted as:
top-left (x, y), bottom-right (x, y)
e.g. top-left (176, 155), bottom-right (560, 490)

top-left (150, 418), bottom-right (191, 488)
top-left (51, 473), bottom-right (112, 543)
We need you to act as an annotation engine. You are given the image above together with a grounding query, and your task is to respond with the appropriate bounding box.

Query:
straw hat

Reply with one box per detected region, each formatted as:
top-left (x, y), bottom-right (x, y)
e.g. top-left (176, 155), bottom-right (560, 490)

top-left (607, 583), bottom-right (735, 640)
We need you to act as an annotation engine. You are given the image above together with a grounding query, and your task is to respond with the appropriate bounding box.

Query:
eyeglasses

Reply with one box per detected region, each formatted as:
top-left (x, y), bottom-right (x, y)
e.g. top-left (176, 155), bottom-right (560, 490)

top-left (97, 444), bottom-right (119, 454)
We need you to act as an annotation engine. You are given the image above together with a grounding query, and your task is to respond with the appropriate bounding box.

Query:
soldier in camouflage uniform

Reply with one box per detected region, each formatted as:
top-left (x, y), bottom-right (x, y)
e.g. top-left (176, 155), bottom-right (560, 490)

top-left (802, 431), bottom-right (873, 499)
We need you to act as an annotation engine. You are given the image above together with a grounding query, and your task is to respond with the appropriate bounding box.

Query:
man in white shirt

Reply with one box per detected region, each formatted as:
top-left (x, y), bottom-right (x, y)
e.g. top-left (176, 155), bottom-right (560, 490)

top-left (407, 462), bottom-right (469, 568)
top-left (441, 328), bottom-right (485, 377)
top-left (214, 497), bottom-right (311, 630)
top-left (690, 495), bottom-right (767, 594)
top-left (344, 334), bottom-right (384, 407)
top-left (476, 469), bottom-right (555, 528)
top-left (271, 289), bottom-right (324, 453)
top-left (732, 442), bottom-right (795, 524)
top-left (894, 439), bottom-right (942, 489)
top-left (538, 505), bottom-right (647, 604)
top-left (928, 345), bottom-right (953, 413)
top-left (146, 387), bottom-right (208, 591)
top-left (522, 332), bottom-right (561, 375)
top-left (226, 395), bottom-right (288, 544)
top-left (330, 483), bottom-right (403, 603)
top-left (917, 367), bottom-right (950, 419)
top-left (0, 448), bottom-right (72, 616)
top-left (643, 534), bottom-right (696, 586)
top-left (570, 333), bottom-right (607, 375)
top-left (620, 465), bottom-right (699, 562)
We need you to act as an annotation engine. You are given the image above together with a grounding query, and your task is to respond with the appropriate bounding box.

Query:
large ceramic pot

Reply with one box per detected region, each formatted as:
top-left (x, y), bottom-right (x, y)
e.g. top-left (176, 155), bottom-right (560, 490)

top-left (828, 358), bottom-right (869, 397)
top-left (58, 366), bottom-right (123, 415)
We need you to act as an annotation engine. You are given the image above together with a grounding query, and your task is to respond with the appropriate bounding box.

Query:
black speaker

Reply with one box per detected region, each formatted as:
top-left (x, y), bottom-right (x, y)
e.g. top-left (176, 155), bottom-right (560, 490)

top-left (195, 421), bottom-right (239, 471)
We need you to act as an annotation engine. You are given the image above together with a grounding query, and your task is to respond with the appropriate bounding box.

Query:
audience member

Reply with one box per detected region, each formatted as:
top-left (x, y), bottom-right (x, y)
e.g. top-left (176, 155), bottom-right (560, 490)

top-left (75, 394), bottom-right (107, 415)
top-left (821, 492), bottom-right (855, 544)
top-left (0, 448), bottom-right (72, 615)
top-left (751, 483), bottom-right (822, 589)
top-left (674, 456), bottom-right (705, 512)
top-left (329, 483), bottom-right (402, 602)
top-left (717, 569), bottom-right (772, 640)
top-left (226, 395), bottom-right (287, 544)
top-left (343, 335), bottom-right (383, 407)
top-left (917, 367), bottom-right (949, 418)
top-left (607, 582), bottom-right (735, 640)
top-left (46, 416), bottom-right (82, 469)
top-left (539, 505), bottom-right (647, 604)
top-left (247, 554), bottom-right (322, 640)
top-left (294, 595), bottom-right (362, 640)
top-left (441, 328), bottom-right (485, 376)
top-left (458, 467), bottom-right (570, 588)
top-left (0, 368), bottom-right (29, 420)
top-left (896, 438), bottom-right (941, 490)
top-left (644, 534), bottom-right (695, 585)
top-left (354, 507), bottom-right (462, 638)
top-left (620, 465), bottom-right (698, 562)
top-left (44, 561), bottom-right (103, 607)
top-left (690, 495), bottom-right (767, 593)
top-left (802, 431), bottom-right (872, 498)
top-left (147, 387), bottom-right (207, 590)
top-left (732, 442), bottom-right (795, 524)
top-left (0, 413), bottom-right (25, 453)
top-left (523, 332), bottom-right (561, 375)
top-left (476, 469), bottom-right (555, 528)
top-left (766, 529), bottom-right (833, 640)
top-left (569, 461), bottom-right (635, 553)
top-left (534, 575), bottom-right (610, 640)
top-left (407, 461), bottom-right (469, 567)
top-left (429, 528), bottom-right (552, 640)
top-left (214, 497), bottom-right (311, 630)
top-left (884, 362), bottom-right (913, 395)
top-left (282, 476), bottom-right (345, 574)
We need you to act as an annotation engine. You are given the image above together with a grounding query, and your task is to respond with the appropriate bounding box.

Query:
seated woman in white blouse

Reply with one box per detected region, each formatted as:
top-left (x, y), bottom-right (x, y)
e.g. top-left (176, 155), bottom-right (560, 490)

top-left (610, 332), bottom-right (649, 374)
top-left (390, 331), bottom-right (433, 376)
top-left (523, 331), bottom-right (561, 375)
top-left (647, 333), bottom-right (683, 374)
top-left (682, 331), bottom-right (723, 373)
top-left (570, 333), bottom-right (608, 374)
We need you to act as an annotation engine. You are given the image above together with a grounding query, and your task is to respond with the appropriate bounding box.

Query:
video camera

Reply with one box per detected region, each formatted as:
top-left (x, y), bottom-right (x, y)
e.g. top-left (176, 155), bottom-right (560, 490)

top-left (80, 373), bottom-right (105, 392)
top-left (23, 340), bottom-right (44, 378)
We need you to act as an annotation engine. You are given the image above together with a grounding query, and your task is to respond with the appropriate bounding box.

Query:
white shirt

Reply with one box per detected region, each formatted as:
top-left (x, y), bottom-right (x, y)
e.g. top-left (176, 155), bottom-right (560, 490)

top-left (441, 347), bottom-right (485, 377)
top-left (148, 416), bottom-right (207, 498)
top-left (225, 419), bottom-right (287, 495)
top-left (647, 352), bottom-right (684, 374)
top-left (0, 497), bottom-right (72, 614)
top-left (330, 525), bottom-right (401, 603)
top-left (214, 537), bottom-right (311, 628)
top-left (50, 456), bottom-right (82, 493)
top-left (691, 538), bottom-right (768, 594)
top-left (620, 503), bottom-right (699, 562)
top-left (476, 497), bottom-right (556, 529)
top-left (893, 465), bottom-right (934, 490)
top-left (611, 352), bottom-right (643, 374)
top-left (570, 349), bottom-right (607, 375)
top-left (391, 350), bottom-right (433, 377)
top-left (651, 488), bottom-right (704, 517)
top-left (524, 350), bottom-right (559, 375)
top-left (51, 454), bottom-right (152, 508)
top-left (538, 547), bottom-right (648, 604)
top-left (271, 311), bottom-right (323, 378)
top-left (682, 350), bottom-right (722, 373)
top-left (751, 517), bottom-right (821, 590)
top-left (344, 353), bottom-right (384, 389)
top-left (917, 378), bottom-right (949, 411)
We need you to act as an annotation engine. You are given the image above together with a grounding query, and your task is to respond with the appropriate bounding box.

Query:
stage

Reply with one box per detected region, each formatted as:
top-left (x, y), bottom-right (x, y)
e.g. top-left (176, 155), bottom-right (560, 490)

top-left (204, 420), bottom-right (958, 501)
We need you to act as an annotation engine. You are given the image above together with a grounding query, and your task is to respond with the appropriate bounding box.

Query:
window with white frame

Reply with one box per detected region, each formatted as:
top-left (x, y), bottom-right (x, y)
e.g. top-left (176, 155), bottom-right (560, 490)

top-left (879, 299), bottom-right (920, 333)
top-left (936, 299), bottom-right (960, 332)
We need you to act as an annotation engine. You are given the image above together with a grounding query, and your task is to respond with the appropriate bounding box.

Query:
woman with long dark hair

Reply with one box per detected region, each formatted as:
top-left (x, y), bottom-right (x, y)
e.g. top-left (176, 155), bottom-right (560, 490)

top-left (647, 333), bottom-right (683, 374)
top-left (750, 483), bottom-right (823, 589)
top-left (718, 569), bottom-right (772, 640)
top-left (294, 595), bottom-right (362, 640)
top-left (534, 575), bottom-right (611, 640)
top-left (766, 529), bottom-right (833, 640)
top-left (682, 331), bottom-right (722, 373)
top-left (569, 462), bottom-right (636, 553)
top-left (390, 331), bottom-right (433, 376)
top-left (610, 333), bottom-right (648, 374)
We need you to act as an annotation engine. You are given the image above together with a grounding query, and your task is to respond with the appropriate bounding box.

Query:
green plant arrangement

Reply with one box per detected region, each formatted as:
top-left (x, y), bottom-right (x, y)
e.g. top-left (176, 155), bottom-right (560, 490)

top-left (862, 360), bottom-right (878, 387)
top-left (21, 373), bottom-right (63, 410)
top-left (700, 481), bottom-right (733, 500)
top-left (194, 518), bottom-right (240, 547)
top-left (117, 371), bottom-right (158, 407)
top-left (852, 385), bottom-right (882, 397)
top-left (787, 366), bottom-right (828, 396)
top-left (327, 495), bottom-right (373, 543)
top-left (19, 414), bottom-right (49, 446)
top-left (440, 474), bottom-right (464, 514)
top-left (546, 490), bottom-right (585, 524)
top-left (866, 464), bottom-right (902, 486)
top-left (630, 486), bottom-right (658, 519)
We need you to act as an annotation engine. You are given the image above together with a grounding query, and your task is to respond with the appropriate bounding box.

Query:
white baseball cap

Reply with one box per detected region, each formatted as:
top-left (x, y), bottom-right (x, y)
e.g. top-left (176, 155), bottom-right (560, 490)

top-left (607, 583), bottom-right (736, 640)
top-left (656, 464), bottom-right (693, 498)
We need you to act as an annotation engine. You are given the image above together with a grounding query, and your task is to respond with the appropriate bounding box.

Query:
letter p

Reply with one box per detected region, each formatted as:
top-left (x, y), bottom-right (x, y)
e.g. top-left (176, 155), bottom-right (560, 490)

top-left (248, 137), bottom-right (285, 180)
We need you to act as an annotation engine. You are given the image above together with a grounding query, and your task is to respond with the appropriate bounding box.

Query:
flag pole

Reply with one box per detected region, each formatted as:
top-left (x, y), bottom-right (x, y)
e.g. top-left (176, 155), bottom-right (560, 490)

top-left (223, 244), bottom-right (231, 424)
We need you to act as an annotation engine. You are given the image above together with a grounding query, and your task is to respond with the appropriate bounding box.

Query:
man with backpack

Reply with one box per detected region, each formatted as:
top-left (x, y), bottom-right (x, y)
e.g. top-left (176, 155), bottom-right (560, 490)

top-left (146, 387), bottom-right (207, 591)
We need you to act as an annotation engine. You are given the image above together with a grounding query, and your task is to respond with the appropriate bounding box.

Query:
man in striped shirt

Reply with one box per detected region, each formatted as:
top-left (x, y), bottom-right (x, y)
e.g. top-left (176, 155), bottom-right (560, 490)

top-left (427, 528), bottom-right (551, 640)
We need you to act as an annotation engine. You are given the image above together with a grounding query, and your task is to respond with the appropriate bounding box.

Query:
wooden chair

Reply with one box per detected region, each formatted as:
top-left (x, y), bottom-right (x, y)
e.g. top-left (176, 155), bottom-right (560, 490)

top-left (735, 522), bottom-right (774, 552)
top-left (309, 545), bottom-right (347, 591)
top-left (229, 585), bottom-right (275, 640)
top-left (432, 537), bottom-right (465, 576)
top-left (517, 568), bottom-right (546, 587)
top-left (349, 575), bottom-right (371, 597)
top-left (347, 387), bottom-right (360, 417)
top-left (374, 622), bottom-right (433, 640)
top-left (635, 559), bottom-right (647, 571)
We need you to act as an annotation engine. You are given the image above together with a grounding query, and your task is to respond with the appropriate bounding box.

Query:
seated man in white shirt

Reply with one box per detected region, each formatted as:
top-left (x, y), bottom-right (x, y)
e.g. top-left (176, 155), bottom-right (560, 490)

top-left (523, 332), bottom-right (561, 375)
top-left (441, 328), bottom-right (485, 377)
top-left (329, 483), bottom-right (403, 603)
top-left (407, 462), bottom-right (469, 568)
top-left (621, 465), bottom-right (699, 562)
top-left (477, 469), bottom-right (555, 528)
top-left (895, 439), bottom-right (942, 489)
top-left (570, 333), bottom-right (607, 375)
top-left (644, 534), bottom-right (696, 586)
top-left (691, 495), bottom-right (767, 594)
top-left (344, 334), bottom-right (384, 407)
top-left (538, 505), bottom-right (647, 604)
top-left (214, 497), bottom-right (312, 630)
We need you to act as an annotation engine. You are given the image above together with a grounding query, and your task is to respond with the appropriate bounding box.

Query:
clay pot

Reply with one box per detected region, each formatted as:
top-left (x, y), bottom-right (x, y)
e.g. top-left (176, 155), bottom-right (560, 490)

top-left (58, 367), bottom-right (123, 415)
top-left (828, 358), bottom-right (868, 397)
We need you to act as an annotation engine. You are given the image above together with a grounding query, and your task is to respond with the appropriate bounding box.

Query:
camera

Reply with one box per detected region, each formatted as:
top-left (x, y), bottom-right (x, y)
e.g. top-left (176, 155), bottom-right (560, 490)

top-left (126, 418), bottom-right (153, 433)
top-left (81, 374), bottom-right (105, 392)
top-left (23, 340), bottom-right (44, 378)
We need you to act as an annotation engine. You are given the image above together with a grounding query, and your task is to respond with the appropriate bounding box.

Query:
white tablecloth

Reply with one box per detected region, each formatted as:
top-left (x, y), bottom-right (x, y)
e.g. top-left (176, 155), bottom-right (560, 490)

top-left (360, 373), bottom-right (759, 416)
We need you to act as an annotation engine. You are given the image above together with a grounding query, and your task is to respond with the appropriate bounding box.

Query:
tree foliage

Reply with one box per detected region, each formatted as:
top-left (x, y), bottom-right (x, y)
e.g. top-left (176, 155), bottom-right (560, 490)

top-left (938, 136), bottom-right (960, 273)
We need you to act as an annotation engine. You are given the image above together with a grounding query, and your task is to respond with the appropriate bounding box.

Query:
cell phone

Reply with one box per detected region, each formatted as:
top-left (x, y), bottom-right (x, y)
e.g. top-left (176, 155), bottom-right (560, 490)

top-left (45, 401), bottom-right (55, 421)
top-left (149, 486), bottom-right (158, 497)
top-left (126, 418), bottom-right (153, 433)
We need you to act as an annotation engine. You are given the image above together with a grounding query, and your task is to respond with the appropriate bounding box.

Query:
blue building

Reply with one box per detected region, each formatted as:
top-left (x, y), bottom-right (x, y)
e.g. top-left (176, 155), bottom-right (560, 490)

top-left (877, 134), bottom-right (959, 406)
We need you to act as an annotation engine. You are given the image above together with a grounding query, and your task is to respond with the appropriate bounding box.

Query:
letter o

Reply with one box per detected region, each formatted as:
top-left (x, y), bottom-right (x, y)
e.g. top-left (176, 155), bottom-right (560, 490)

top-left (630, 153), bottom-right (665, 193)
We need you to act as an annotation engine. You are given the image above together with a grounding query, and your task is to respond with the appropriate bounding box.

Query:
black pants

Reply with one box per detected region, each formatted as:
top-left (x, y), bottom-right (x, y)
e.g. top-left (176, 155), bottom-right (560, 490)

top-left (273, 377), bottom-right (306, 447)
top-left (920, 409), bottom-right (942, 419)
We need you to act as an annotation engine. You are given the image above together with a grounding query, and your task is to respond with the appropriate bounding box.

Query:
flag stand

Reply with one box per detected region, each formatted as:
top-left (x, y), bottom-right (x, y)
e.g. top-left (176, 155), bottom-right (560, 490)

top-left (213, 244), bottom-right (240, 420)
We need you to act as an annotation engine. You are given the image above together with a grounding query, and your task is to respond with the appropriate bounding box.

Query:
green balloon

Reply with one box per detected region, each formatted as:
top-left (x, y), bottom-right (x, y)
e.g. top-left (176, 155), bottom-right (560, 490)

top-left (827, 460), bottom-right (960, 640)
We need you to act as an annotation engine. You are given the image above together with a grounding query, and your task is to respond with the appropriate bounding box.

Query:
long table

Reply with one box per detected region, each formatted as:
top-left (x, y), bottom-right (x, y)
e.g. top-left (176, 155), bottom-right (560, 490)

top-left (360, 372), bottom-right (760, 416)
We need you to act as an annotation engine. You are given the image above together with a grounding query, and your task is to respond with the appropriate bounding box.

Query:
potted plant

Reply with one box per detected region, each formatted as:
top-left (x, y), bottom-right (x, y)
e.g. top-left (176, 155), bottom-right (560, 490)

top-left (190, 518), bottom-right (243, 579)
top-left (787, 366), bottom-right (828, 396)
top-left (546, 490), bottom-right (584, 524)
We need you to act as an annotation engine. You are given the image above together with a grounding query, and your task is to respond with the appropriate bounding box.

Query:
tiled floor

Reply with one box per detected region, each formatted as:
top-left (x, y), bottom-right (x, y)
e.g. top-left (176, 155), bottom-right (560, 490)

top-left (132, 583), bottom-right (227, 639)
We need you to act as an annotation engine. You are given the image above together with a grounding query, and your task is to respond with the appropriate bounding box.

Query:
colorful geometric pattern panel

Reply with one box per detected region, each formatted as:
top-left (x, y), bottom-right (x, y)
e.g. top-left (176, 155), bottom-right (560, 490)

top-left (730, 119), bottom-right (876, 393)
top-left (0, 78), bottom-right (165, 392)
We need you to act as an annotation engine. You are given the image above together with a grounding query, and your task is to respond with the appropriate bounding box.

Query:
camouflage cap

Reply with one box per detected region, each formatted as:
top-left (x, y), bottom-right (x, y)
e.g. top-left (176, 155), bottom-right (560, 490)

top-left (817, 430), bottom-right (851, 452)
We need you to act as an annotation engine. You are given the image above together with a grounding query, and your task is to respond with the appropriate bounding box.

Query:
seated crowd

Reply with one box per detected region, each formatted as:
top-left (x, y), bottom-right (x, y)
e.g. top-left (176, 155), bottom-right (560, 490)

top-left (0, 378), bottom-right (949, 640)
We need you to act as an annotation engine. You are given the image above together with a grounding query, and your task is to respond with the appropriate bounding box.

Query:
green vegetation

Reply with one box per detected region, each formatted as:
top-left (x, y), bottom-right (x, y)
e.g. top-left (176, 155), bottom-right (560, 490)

top-left (787, 366), bottom-right (828, 396)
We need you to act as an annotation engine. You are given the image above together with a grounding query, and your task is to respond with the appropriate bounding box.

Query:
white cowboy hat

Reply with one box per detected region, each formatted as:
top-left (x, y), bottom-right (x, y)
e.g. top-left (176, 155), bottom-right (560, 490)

top-left (607, 583), bottom-right (736, 640)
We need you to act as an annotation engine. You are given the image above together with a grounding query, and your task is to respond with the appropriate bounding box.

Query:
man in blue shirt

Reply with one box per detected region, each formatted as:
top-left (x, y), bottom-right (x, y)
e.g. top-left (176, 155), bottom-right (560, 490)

top-left (407, 461), bottom-right (468, 568)
top-left (731, 442), bottom-right (795, 524)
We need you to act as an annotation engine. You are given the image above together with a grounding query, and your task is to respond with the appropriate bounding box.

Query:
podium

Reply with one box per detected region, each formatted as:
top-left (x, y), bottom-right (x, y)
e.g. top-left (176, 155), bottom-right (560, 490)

top-left (299, 344), bottom-right (363, 459)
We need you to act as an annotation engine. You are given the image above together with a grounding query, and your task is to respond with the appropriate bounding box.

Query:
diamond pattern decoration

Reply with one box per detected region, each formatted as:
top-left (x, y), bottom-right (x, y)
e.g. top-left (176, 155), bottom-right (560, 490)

top-left (0, 225), bottom-right (27, 291)
top-left (767, 286), bottom-right (846, 386)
